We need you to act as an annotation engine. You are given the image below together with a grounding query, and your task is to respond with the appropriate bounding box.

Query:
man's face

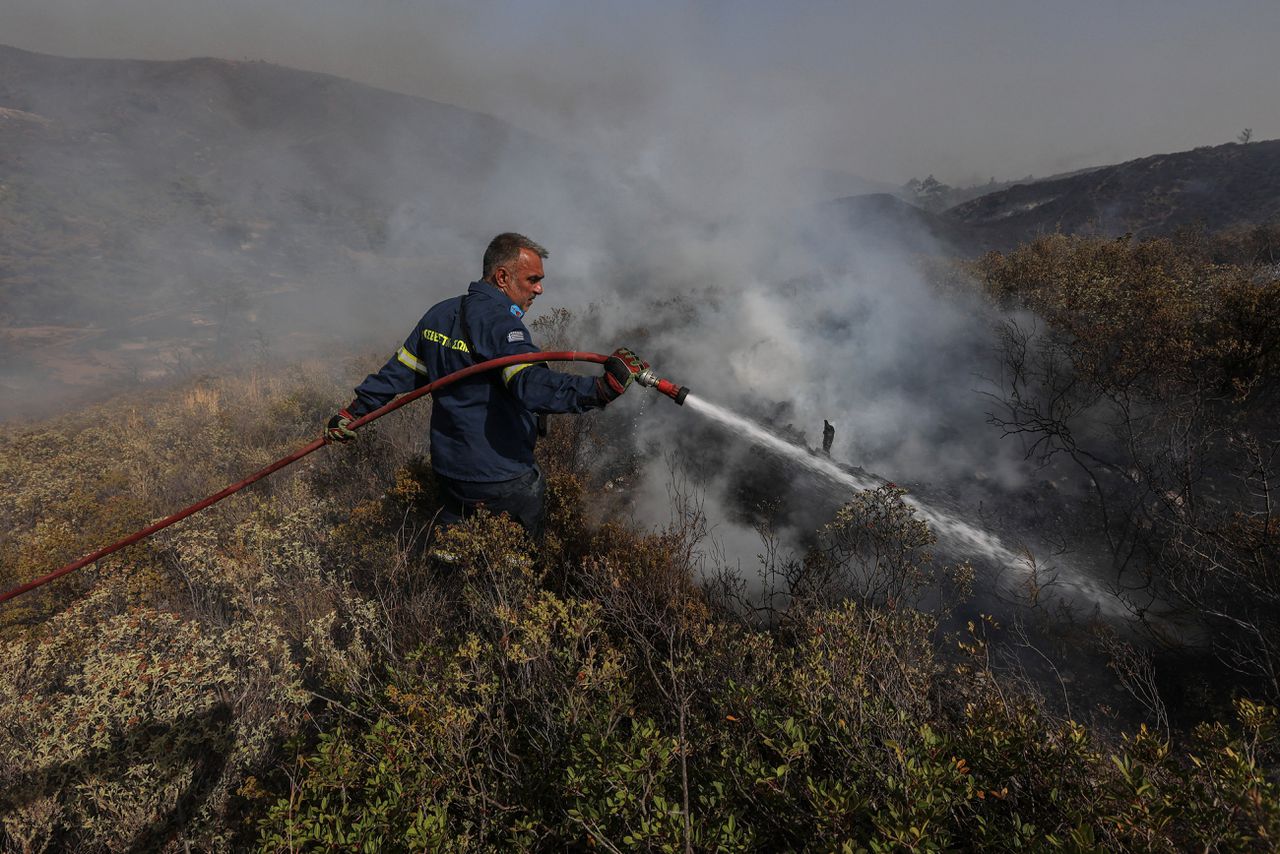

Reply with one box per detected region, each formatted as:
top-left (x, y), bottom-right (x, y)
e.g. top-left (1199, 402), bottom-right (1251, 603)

top-left (494, 248), bottom-right (545, 312)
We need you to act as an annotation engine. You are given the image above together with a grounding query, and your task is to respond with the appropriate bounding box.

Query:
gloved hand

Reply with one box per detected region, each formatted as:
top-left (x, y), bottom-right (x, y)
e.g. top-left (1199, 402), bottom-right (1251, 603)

top-left (325, 408), bottom-right (358, 443)
top-left (597, 347), bottom-right (649, 403)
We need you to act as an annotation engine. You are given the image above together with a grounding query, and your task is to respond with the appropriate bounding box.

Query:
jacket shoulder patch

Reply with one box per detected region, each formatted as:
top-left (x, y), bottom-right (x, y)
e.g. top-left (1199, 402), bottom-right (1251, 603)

top-left (507, 329), bottom-right (526, 343)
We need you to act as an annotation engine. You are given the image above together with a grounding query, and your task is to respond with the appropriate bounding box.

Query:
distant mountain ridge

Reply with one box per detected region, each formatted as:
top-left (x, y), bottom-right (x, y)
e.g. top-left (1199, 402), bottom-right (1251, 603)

top-left (942, 139), bottom-right (1280, 251)
top-left (819, 140), bottom-right (1279, 256)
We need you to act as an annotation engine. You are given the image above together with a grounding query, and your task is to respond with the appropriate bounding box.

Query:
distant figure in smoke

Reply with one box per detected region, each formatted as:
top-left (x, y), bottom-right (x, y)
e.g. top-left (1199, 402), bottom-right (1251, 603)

top-left (325, 233), bottom-right (647, 539)
top-left (823, 419), bottom-right (835, 455)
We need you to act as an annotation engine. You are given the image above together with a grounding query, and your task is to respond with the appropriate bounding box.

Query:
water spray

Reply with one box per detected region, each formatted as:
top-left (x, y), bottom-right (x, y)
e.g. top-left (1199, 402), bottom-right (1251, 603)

top-left (679, 394), bottom-right (1126, 617)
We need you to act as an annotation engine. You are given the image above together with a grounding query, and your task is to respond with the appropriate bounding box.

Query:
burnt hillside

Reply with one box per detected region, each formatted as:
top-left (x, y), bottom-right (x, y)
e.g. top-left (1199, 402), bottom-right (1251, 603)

top-left (2, 231), bottom-right (1278, 849)
top-left (945, 139), bottom-right (1280, 250)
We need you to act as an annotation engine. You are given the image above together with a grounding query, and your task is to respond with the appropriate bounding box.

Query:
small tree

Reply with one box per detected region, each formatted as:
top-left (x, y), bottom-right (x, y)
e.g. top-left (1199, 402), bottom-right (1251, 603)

top-left (1238, 128), bottom-right (1254, 144)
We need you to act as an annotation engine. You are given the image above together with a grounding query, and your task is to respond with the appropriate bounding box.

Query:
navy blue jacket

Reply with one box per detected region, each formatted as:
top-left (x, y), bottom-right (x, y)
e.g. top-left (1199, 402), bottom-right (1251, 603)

top-left (348, 281), bottom-right (605, 482)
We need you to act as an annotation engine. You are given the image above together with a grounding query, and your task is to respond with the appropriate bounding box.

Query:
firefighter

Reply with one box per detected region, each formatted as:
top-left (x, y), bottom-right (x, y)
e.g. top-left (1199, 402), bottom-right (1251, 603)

top-left (326, 232), bottom-right (647, 538)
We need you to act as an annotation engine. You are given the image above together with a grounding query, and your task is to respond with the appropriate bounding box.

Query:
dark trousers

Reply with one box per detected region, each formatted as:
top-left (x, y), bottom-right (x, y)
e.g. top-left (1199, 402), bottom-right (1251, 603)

top-left (435, 464), bottom-right (547, 540)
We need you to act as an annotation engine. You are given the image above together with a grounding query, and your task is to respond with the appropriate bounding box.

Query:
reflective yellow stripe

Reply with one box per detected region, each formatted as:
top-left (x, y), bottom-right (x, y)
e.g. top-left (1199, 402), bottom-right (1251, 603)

top-left (502, 362), bottom-right (537, 385)
top-left (422, 328), bottom-right (470, 353)
top-left (396, 346), bottom-right (429, 376)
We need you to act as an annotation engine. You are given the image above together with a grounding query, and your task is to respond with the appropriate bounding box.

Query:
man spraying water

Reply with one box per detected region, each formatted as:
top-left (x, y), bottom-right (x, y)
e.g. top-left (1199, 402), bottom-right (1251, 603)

top-left (0, 234), bottom-right (692, 603)
top-left (325, 233), bottom-right (648, 539)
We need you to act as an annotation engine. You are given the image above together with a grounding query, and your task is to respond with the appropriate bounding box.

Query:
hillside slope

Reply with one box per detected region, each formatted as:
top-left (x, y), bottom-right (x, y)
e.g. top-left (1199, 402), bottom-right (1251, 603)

top-left (945, 139), bottom-right (1280, 249)
top-left (0, 44), bottom-right (573, 411)
top-left (0, 43), bottom-right (554, 317)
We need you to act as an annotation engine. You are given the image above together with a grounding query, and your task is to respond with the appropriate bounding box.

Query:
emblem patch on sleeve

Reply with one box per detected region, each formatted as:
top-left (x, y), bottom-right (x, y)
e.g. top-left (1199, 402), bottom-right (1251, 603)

top-left (507, 330), bottom-right (526, 343)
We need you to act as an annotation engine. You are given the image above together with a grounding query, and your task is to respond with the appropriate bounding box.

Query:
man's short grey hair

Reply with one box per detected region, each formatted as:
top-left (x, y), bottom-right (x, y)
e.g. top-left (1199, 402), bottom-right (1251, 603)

top-left (483, 232), bottom-right (549, 279)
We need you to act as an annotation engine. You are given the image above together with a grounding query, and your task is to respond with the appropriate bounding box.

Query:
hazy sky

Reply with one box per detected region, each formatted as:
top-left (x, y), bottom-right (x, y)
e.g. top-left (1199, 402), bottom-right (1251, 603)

top-left (4, 0), bottom-right (1278, 188)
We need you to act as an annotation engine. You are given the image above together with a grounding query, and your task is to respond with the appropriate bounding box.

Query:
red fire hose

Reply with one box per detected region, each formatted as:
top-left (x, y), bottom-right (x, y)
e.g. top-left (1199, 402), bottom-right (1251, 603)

top-left (0, 351), bottom-right (689, 606)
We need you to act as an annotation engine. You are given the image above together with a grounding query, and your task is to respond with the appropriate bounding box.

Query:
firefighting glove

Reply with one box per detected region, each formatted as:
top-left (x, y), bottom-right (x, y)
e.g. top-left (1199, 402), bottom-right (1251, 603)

top-left (596, 347), bottom-right (649, 403)
top-left (325, 408), bottom-right (357, 443)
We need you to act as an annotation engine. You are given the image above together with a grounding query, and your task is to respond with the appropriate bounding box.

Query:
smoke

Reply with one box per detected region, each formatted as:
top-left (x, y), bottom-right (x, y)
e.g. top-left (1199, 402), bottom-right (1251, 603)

top-left (0, 24), bottom-right (1100, 593)
top-left (595, 202), bottom-right (1051, 573)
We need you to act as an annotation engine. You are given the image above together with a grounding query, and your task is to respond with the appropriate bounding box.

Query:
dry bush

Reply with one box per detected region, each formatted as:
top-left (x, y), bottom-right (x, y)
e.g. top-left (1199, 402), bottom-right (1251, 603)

top-left (0, 577), bottom-right (306, 851)
top-left (0, 358), bottom-right (423, 850)
top-left (260, 512), bottom-right (633, 850)
top-left (709, 484), bottom-right (973, 634)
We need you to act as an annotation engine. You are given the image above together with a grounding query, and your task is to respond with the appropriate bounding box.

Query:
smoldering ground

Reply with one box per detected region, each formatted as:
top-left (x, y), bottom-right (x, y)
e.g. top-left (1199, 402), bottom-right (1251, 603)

top-left (595, 207), bottom-right (1113, 622)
